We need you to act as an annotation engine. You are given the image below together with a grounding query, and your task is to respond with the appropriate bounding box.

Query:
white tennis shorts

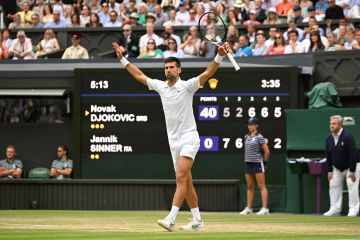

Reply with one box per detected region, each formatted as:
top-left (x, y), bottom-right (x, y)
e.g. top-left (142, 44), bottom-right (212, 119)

top-left (169, 131), bottom-right (200, 172)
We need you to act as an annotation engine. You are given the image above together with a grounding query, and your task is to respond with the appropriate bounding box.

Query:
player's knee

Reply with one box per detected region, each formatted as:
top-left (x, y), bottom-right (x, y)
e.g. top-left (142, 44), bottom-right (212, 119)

top-left (247, 183), bottom-right (254, 190)
top-left (176, 171), bottom-right (187, 184)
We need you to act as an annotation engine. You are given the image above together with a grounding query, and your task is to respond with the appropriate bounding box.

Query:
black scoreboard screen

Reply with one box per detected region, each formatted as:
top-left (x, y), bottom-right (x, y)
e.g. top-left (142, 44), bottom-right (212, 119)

top-left (77, 67), bottom-right (301, 179)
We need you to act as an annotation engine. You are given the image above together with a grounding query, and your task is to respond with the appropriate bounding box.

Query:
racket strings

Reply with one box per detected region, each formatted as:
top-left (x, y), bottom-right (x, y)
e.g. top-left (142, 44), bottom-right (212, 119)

top-left (199, 12), bottom-right (226, 44)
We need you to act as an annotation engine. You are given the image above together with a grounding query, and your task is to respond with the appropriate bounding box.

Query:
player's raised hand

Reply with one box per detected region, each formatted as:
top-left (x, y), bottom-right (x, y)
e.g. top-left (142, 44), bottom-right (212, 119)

top-left (112, 42), bottom-right (123, 59)
top-left (218, 42), bottom-right (229, 57)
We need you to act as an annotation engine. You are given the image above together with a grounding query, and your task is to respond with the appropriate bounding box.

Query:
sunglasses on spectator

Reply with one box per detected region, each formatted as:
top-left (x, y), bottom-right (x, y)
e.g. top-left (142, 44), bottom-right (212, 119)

top-left (275, 36), bottom-right (282, 39)
top-left (110, 15), bottom-right (117, 17)
top-left (190, 11), bottom-right (196, 14)
top-left (147, 42), bottom-right (155, 44)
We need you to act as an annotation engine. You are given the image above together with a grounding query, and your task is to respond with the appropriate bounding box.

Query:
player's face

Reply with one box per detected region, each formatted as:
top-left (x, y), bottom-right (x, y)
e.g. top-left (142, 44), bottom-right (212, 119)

top-left (247, 124), bottom-right (258, 133)
top-left (330, 119), bottom-right (341, 133)
top-left (6, 148), bottom-right (16, 160)
top-left (164, 62), bottom-right (181, 81)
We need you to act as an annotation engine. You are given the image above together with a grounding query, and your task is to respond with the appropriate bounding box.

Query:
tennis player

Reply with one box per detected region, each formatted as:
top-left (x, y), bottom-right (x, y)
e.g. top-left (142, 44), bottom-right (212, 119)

top-left (240, 117), bottom-right (271, 215)
top-left (112, 42), bottom-right (229, 231)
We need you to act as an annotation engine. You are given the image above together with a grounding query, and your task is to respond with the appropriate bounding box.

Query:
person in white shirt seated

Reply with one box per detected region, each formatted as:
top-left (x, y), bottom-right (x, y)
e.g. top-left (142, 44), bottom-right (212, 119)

top-left (176, 1), bottom-right (190, 24)
top-left (283, 20), bottom-right (304, 42)
top-left (163, 37), bottom-right (185, 58)
top-left (9, 31), bottom-right (35, 60)
top-left (284, 29), bottom-right (305, 54)
top-left (139, 23), bottom-right (162, 52)
top-left (163, 23), bottom-right (182, 47)
top-left (302, 6), bottom-right (324, 22)
top-left (183, 8), bottom-right (197, 26)
top-left (163, 9), bottom-right (182, 26)
top-left (302, 26), bottom-right (329, 51)
top-left (104, 10), bottom-right (122, 27)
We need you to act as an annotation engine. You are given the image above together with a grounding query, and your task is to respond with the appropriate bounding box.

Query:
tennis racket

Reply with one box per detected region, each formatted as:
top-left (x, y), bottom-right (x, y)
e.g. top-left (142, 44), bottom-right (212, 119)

top-left (198, 11), bottom-right (240, 71)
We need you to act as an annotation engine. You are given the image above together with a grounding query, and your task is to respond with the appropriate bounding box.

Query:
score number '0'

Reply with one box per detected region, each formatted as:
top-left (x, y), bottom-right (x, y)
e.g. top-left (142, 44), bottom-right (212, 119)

top-left (200, 106), bottom-right (282, 119)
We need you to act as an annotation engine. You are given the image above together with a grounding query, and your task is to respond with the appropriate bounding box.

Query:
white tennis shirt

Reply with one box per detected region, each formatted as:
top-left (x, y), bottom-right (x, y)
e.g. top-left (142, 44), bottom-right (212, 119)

top-left (147, 76), bottom-right (200, 143)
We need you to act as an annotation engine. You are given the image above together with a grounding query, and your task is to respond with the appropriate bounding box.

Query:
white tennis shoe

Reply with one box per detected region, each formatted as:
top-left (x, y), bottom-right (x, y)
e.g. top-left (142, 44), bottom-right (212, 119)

top-left (157, 216), bottom-right (175, 231)
top-left (323, 209), bottom-right (340, 216)
top-left (239, 207), bottom-right (253, 215)
top-left (179, 218), bottom-right (204, 231)
top-left (256, 208), bottom-right (270, 215)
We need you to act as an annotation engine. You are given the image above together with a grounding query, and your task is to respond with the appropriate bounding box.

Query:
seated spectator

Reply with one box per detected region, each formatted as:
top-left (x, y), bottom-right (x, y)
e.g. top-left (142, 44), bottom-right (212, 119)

top-left (176, 1), bottom-right (190, 24)
top-left (253, 0), bottom-right (267, 23)
top-left (303, 25), bottom-right (329, 50)
top-left (269, 33), bottom-right (286, 55)
top-left (99, 2), bottom-right (111, 26)
top-left (216, 2), bottom-right (228, 23)
top-left (235, 35), bottom-right (253, 57)
top-left (265, 27), bottom-right (277, 48)
top-left (0, 145), bottom-right (23, 179)
top-left (344, 30), bottom-right (356, 49)
top-left (138, 38), bottom-right (163, 58)
top-left (146, 12), bottom-right (157, 25)
top-left (66, 14), bottom-right (82, 28)
top-left (154, 4), bottom-right (168, 26)
top-left (137, 2), bottom-right (148, 25)
top-left (199, 0), bottom-right (216, 12)
top-left (284, 20), bottom-right (304, 42)
top-left (303, 17), bottom-right (325, 39)
top-left (119, 4), bottom-right (130, 25)
top-left (40, 4), bottom-right (54, 25)
top-left (0, 43), bottom-right (9, 60)
top-left (299, 0), bottom-right (313, 18)
top-left (289, 5), bottom-right (304, 24)
top-left (303, 6), bottom-right (323, 22)
top-left (118, 24), bottom-right (139, 58)
top-left (80, 5), bottom-right (91, 26)
top-left (9, 14), bottom-right (25, 29)
top-left (63, 5), bottom-right (75, 24)
top-left (52, 0), bottom-right (65, 17)
top-left (227, 34), bottom-right (239, 54)
top-left (352, 29), bottom-right (360, 49)
top-left (62, 33), bottom-right (89, 59)
top-left (147, 0), bottom-right (157, 14)
top-left (50, 145), bottom-right (73, 180)
top-left (163, 9), bottom-right (182, 26)
top-left (181, 31), bottom-right (201, 58)
top-left (227, 24), bottom-right (240, 40)
top-left (335, 0), bottom-right (351, 17)
top-left (1, 29), bottom-right (13, 51)
top-left (325, 0), bottom-right (345, 20)
top-left (161, 0), bottom-right (179, 12)
top-left (127, 0), bottom-right (137, 14)
top-left (35, 29), bottom-right (61, 57)
top-left (89, 0), bottom-right (101, 14)
top-left (86, 13), bottom-right (103, 27)
top-left (253, 33), bottom-right (269, 56)
top-left (30, 13), bottom-right (44, 28)
top-left (329, 18), bottom-right (355, 37)
top-left (163, 24), bottom-right (182, 47)
top-left (9, 31), bottom-right (35, 60)
top-left (326, 32), bottom-right (341, 51)
top-left (109, 0), bottom-right (120, 16)
top-left (244, 10), bottom-right (261, 26)
top-left (227, 9), bottom-right (240, 25)
top-left (195, 4), bottom-right (206, 22)
top-left (347, 1), bottom-right (360, 18)
top-left (139, 23), bottom-right (161, 52)
top-left (158, 32), bottom-right (171, 51)
top-left (276, 0), bottom-right (294, 18)
top-left (284, 29), bottom-right (305, 54)
top-left (164, 37), bottom-right (184, 58)
top-left (307, 30), bottom-right (325, 52)
top-left (262, 0), bottom-right (277, 9)
top-left (104, 11), bottom-right (122, 27)
top-left (130, 12), bottom-right (140, 26)
top-left (32, 0), bottom-right (46, 16)
top-left (246, 23), bottom-right (256, 45)
top-left (184, 8), bottom-right (197, 26)
top-left (336, 25), bottom-right (348, 44)
top-left (44, 10), bottom-right (67, 28)
top-left (315, 0), bottom-right (329, 15)
top-left (200, 38), bottom-right (216, 58)
top-left (264, 7), bottom-right (282, 24)
top-left (8, 1), bottom-right (34, 27)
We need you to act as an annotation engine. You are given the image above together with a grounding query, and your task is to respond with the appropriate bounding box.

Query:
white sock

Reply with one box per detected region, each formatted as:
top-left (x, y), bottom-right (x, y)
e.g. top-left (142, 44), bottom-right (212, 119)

top-left (191, 207), bottom-right (201, 220)
top-left (167, 206), bottom-right (179, 222)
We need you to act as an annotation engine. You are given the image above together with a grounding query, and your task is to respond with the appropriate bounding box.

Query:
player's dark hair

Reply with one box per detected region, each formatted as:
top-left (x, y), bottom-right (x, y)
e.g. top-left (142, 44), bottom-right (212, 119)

top-left (58, 145), bottom-right (69, 157)
top-left (164, 57), bottom-right (181, 67)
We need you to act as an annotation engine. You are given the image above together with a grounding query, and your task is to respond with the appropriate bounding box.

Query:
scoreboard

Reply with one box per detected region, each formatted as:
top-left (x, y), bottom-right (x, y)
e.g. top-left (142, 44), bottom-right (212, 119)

top-left (76, 66), bottom-right (302, 179)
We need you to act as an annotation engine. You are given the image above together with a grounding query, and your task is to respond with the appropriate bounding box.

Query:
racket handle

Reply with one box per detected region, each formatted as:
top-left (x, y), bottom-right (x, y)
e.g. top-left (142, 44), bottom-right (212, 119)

top-left (227, 52), bottom-right (240, 71)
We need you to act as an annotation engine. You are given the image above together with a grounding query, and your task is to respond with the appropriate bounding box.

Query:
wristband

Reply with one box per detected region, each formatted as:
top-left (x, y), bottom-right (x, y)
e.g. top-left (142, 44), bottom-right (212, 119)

top-left (214, 54), bottom-right (224, 64)
top-left (120, 57), bottom-right (130, 67)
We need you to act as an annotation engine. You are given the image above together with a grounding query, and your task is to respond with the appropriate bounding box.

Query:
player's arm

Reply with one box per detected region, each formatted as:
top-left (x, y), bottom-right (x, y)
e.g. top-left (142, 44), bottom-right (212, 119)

top-left (112, 42), bottom-right (148, 86)
top-left (262, 143), bottom-right (270, 162)
top-left (198, 43), bottom-right (229, 86)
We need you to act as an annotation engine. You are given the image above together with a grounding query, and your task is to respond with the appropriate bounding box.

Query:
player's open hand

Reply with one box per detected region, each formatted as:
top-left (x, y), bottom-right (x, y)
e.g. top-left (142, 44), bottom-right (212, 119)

top-left (218, 42), bottom-right (229, 57)
top-left (112, 42), bottom-right (123, 59)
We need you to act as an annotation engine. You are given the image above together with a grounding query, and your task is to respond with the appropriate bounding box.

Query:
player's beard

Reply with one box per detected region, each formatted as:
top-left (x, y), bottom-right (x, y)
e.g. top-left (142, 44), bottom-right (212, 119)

top-left (166, 73), bottom-right (178, 82)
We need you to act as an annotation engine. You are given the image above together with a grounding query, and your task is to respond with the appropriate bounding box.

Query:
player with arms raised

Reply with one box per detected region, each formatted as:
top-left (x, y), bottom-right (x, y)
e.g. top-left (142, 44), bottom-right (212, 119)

top-left (112, 41), bottom-right (229, 231)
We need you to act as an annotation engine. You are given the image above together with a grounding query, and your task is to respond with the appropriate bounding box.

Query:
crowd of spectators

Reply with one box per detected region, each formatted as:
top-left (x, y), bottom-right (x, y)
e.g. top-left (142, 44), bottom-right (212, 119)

top-left (0, 0), bottom-right (359, 60)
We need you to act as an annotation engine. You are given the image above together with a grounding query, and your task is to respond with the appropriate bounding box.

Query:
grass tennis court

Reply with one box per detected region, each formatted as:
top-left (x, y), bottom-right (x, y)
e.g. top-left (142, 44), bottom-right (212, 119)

top-left (0, 210), bottom-right (359, 239)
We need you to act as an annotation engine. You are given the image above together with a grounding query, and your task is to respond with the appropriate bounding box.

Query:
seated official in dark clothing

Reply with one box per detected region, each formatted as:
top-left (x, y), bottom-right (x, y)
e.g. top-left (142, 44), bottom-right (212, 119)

top-left (0, 145), bottom-right (23, 179)
top-left (325, 0), bottom-right (345, 20)
top-left (118, 24), bottom-right (140, 58)
top-left (50, 145), bottom-right (73, 180)
top-left (324, 115), bottom-right (360, 217)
